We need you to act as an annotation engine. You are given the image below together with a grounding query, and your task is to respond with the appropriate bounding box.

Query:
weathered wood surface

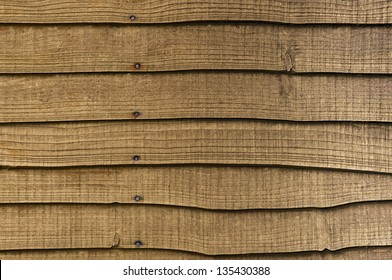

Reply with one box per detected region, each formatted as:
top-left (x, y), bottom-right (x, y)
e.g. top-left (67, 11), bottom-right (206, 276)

top-left (1, 0), bottom-right (391, 24)
top-left (2, 73), bottom-right (392, 123)
top-left (1, 120), bottom-right (392, 172)
top-left (1, 247), bottom-right (392, 260)
top-left (2, 24), bottom-right (391, 74)
top-left (2, 167), bottom-right (392, 209)
top-left (1, 203), bottom-right (392, 254)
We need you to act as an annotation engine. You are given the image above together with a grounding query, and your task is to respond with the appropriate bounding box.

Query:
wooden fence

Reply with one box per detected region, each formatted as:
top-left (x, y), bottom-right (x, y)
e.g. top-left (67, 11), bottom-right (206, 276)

top-left (1, 0), bottom-right (392, 259)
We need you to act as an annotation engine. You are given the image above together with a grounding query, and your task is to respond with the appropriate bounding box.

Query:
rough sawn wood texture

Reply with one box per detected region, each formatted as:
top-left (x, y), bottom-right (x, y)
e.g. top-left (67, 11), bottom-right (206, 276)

top-left (2, 166), bottom-right (392, 209)
top-left (2, 247), bottom-right (392, 260)
top-left (1, 24), bottom-right (392, 74)
top-left (2, 0), bottom-right (392, 260)
top-left (1, 0), bottom-right (391, 24)
top-left (1, 73), bottom-right (392, 123)
top-left (1, 203), bottom-right (392, 255)
top-left (1, 120), bottom-right (392, 173)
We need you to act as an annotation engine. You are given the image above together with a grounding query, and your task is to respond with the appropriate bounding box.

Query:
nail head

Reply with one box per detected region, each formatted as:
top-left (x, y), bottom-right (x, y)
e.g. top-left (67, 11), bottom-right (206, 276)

top-left (133, 155), bottom-right (141, 161)
top-left (134, 63), bottom-right (141, 69)
top-left (129, 15), bottom-right (136, 21)
top-left (134, 240), bottom-right (143, 247)
top-left (134, 195), bottom-right (142, 202)
top-left (133, 111), bottom-right (141, 118)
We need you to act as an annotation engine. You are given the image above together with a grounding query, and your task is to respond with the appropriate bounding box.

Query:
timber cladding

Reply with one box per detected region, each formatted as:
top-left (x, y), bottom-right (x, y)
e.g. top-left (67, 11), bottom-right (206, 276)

top-left (0, 0), bottom-right (392, 260)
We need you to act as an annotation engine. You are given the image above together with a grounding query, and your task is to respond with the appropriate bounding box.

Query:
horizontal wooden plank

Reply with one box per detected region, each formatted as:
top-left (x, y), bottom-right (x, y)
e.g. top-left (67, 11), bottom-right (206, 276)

top-left (3, 166), bottom-right (392, 209)
top-left (1, 247), bottom-right (392, 260)
top-left (2, 73), bottom-right (392, 122)
top-left (1, 24), bottom-right (391, 74)
top-left (1, 203), bottom-right (392, 254)
top-left (1, 120), bottom-right (392, 172)
top-left (1, 0), bottom-right (391, 24)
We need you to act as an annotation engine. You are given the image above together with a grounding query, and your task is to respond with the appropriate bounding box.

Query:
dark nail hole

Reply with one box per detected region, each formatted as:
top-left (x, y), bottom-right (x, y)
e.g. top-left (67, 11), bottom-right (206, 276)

top-left (134, 63), bottom-right (141, 69)
top-left (133, 111), bottom-right (141, 118)
top-left (133, 195), bottom-right (143, 202)
top-left (129, 15), bottom-right (136, 21)
top-left (133, 155), bottom-right (141, 161)
top-left (134, 240), bottom-right (143, 247)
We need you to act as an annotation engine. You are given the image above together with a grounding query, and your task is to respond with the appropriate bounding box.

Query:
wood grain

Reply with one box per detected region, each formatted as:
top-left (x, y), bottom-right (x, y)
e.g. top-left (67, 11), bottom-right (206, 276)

top-left (1, 203), bottom-right (392, 254)
top-left (1, 0), bottom-right (391, 24)
top-left (2, 166), bottom-right (392, 209)
top-left (1, 247), bottom-right (392, 260)
top-left (2, 73), bottom-right (392, 122)
top-left (1, 120), bottom-right (392, 172)
top-left (2, 24), bottom-right (391, 74)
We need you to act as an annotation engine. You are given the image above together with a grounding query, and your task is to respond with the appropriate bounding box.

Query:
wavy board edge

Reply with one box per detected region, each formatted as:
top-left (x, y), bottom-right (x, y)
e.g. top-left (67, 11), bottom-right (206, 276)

top-left (1, 24), bottom-right (391, 74)
top-left (1, 73), bottom-right (392, 123)
top-left (1, 0), bottom-right (391, 24)
top-left (1, 203), bottom-right (392, 254)
top-left (1, 247), bottom-right (392, 260)
top-left (2, 166), bottom-right (392, 209)
top-left (2, 120), bottom-right (392, 174)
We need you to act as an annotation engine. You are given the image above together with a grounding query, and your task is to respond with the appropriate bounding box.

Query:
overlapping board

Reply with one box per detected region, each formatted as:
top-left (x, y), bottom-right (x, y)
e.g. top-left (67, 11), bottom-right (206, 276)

top-left (1, 24), bottom-right (391, 74)
top-left (1, 120), bottom-right (392, 173)
top-left (1, 203), bottom-right (392, 255)
top-left (1, 73), bottom-right (392, 123)
top-left (2, 166), bottom-right (392, 209)
top-left (2, 247), bottom-right (392, 260)
top-left (1, 0), bottom-right (391, 24)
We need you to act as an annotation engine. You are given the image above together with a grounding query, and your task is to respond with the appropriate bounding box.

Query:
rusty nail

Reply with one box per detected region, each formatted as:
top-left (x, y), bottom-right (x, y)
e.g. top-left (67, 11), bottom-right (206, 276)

top-left (134, 63), bottom-right (141, 69)
top-left (129, 15), bottom-right (136, 21)
top-left (134, 240), bottom-right (143, 247)
top-left (133, 195), bottom-right (143, 202)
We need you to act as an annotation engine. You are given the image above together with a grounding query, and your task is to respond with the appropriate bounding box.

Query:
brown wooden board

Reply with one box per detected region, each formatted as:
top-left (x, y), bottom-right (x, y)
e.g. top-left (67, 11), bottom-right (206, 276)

top-left (2, 166), bottom-right (392, 209)
top-left (1, 247), bottom-right (392, 260)
top-left (1, 203), bottom-right (392, 254)
top-left (1, 120), bottom-right (392, 172)
top-left (1, 24), bottom-right (391, 74)
top-left (1, 0), bottom-right (391, 24)
top-left (2, 73), bottom-right (392, 123)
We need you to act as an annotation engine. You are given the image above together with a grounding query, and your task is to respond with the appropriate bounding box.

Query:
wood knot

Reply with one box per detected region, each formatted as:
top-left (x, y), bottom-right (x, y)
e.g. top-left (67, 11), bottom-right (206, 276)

top-left (111, 233), bottom-right (121, 248)
top-left (284, 51), bottom-right (294, 72)
top-left (283, 44), bottom-right (299, 72)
